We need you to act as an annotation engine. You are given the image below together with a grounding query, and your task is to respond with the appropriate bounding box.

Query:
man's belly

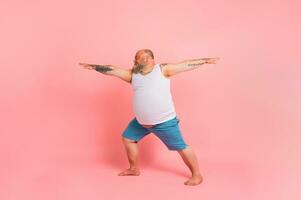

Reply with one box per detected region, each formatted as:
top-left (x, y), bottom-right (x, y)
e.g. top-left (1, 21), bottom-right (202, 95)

top-left (133, 93), bottom-right (176, 125)
top-left (141, 124), bottom-right (154, 128)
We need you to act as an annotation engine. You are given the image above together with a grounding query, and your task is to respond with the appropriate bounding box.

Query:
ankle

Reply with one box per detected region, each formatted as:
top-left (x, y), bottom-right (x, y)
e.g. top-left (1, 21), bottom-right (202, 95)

top-left (192, 172), bottom-right (202, 177)
top-left (129, 167), bottom-right (139, 171)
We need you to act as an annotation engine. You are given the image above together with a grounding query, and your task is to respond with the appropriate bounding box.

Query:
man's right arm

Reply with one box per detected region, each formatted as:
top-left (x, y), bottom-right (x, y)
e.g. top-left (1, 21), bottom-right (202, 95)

top-left (107, 66), bottom-right (132, 83)
top-left (79, 63), bottom-right (132, 84)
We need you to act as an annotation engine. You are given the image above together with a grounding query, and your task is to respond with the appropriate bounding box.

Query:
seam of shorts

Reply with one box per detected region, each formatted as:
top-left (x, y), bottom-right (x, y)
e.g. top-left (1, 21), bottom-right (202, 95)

top-left (122, 135), bottom-right (139, 142)
top-left (168, 144), bottom-right (188, 151)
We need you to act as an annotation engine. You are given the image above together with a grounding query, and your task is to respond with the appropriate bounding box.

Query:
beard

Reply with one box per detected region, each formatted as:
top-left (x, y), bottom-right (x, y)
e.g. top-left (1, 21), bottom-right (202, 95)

top-left (131, 63), bottom-right (146, 74)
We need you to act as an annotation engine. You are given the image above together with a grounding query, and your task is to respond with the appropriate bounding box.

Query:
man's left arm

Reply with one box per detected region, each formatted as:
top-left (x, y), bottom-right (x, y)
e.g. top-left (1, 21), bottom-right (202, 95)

top-left (161, 57), bottom-right (219, 77)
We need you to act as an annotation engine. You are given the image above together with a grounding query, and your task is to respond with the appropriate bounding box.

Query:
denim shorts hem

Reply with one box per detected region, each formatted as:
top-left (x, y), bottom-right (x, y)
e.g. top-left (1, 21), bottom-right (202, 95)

top-left (122, 135), bottom-right (139, 142)
top-left (167, 144), bottom-right (188, 151)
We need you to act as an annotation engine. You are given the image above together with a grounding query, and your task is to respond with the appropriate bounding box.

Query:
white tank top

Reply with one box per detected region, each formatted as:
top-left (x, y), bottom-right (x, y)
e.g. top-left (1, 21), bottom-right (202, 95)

top-left (131, 63), bottom-right (177, 125)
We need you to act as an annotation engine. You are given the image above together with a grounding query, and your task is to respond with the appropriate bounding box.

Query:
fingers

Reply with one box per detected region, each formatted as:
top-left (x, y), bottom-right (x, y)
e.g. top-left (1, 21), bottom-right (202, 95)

top-left (212, 57), bottom-right (219, 61)
top-left (79, 62), bottom-right (95, 70)
top-left (79, 62), bottom-right (88, 67)
top-left (207, 57), bottom-right (220, 64)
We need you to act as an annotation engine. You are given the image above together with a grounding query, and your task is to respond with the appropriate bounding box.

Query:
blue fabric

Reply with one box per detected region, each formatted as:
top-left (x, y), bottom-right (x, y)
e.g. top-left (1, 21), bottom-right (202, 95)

top-left (122, 116), bottom-right (188, 151)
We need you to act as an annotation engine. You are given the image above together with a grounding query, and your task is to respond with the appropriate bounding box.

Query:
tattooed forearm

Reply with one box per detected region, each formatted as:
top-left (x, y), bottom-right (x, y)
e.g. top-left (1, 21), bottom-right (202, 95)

top-left (92, 65), bottom-right (113, 73)
top-left (187, 62), bottom-right (205, 67)
top-left (186, 59), bottom-right (207, 69)
top-left (188, 58), bottom-right (203, 62)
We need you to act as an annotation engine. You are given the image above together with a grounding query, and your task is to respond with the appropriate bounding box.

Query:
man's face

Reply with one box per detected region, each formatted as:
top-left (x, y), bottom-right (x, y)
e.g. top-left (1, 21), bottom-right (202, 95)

top-left (134, 51), bottom-right (152, 67)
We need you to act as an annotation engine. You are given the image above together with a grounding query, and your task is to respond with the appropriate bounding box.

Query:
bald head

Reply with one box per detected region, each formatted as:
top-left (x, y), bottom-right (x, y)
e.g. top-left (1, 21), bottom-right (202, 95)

top-left (135, 49), bottom-right (154, 61)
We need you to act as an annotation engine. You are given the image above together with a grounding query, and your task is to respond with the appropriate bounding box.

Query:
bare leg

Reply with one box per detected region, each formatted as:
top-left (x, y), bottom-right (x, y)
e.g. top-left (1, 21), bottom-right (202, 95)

top-left (177, 145), bottom-right (203, 186)
top-left (118, 137), bottom-right (141, 176)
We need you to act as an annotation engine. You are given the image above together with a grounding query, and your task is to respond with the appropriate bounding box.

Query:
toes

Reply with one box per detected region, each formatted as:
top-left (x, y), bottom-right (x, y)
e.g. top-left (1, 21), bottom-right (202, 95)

top-left (118, 170), bottom-right (140, 176)
top-left (119, 171), bottom-right (131, 176)
top-left (117, 172), bottom-right (125, 176)
top-left (184, 179), bottom-right (203, 186)
top-left (184, 181), bottom-right (197, 186)
top-left (184, 180), bottom-right (193, 185)
top-left (118, 171), bottom-right (130, 176)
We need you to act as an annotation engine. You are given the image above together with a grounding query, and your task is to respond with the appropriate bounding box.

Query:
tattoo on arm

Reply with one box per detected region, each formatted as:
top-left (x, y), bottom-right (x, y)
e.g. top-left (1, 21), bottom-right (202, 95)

top-left (189, 58), bottom-right (203, 62)
top-left (187, 62), bottom-right (205, 67)
top-left (190, 58), bottom-right (211, 61)
top-left (92, 65), bottom-right (113, 73)
top-left (160, 59), bottom-right (206, 72)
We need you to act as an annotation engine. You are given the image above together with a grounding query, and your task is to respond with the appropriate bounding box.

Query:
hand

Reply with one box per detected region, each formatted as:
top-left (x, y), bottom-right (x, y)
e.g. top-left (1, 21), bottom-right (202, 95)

top-left (79, 62), bottom-right (96, 70)
top-left (202, 57), bottom-right (220, 64)
top-left (79, 62), bottom-right (114, 71)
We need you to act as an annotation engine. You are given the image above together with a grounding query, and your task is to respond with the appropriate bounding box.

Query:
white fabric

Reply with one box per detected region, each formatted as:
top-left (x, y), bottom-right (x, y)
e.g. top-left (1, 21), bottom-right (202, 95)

top-left (131, 63), bottom-right (177, 125)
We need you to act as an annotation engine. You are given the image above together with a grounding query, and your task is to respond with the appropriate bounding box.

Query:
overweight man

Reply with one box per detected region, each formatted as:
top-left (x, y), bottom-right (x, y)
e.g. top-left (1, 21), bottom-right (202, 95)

top-left (80, 49), bottom-right (219, 186)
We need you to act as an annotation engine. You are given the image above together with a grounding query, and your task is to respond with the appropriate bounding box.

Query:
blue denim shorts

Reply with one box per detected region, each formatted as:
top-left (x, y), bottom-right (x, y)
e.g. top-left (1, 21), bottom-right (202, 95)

top-left (122, 116), bottom-right (188, 151)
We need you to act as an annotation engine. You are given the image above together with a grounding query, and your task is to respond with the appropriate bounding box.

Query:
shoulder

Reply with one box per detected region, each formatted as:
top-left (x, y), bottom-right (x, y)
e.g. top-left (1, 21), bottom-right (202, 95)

top-left (159, 63), bottom-right (171, 78)
top-left (159, 63), bottom-right (172, 78)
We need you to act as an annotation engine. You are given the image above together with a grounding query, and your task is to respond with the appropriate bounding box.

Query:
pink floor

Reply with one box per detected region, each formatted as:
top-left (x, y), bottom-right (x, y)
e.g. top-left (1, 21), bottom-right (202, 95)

top-left (2, 136), bottom-right (300, 200)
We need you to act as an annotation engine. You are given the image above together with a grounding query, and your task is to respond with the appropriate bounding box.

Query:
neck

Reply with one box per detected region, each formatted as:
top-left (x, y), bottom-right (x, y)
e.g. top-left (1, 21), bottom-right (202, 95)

top-left (135, 64), bottom-right (154, 75)
top-left (132, 63), bottom-right (156, 74)
top-left (141, 63), bottom-right (155, 72)
top-left (144, 63), bottom-right (155, 69)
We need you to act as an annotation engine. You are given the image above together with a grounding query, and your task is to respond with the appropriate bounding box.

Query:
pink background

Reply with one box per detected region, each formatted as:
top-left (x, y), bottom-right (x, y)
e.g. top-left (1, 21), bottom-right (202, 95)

top-left (1, 0), bottom-right (300, 199)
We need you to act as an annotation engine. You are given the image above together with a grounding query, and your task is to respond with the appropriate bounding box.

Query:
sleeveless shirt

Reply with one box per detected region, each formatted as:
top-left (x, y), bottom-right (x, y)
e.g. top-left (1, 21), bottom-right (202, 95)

top-left (131, 63), bottom-right (177, 125)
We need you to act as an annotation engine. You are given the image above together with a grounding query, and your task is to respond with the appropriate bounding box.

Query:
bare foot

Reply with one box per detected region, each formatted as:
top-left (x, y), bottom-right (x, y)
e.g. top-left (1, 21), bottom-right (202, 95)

top-left (118, 168), bottom-right (140, 176)
top-left (184, 175), bottom-right (203, 186)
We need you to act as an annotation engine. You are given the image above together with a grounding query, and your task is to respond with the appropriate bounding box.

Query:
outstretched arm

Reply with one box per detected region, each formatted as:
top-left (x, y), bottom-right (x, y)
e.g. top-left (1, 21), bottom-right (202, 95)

top-left (79, 62), bottom-right (132, 83)
top-left (160, 57), bottom-right (219, 77)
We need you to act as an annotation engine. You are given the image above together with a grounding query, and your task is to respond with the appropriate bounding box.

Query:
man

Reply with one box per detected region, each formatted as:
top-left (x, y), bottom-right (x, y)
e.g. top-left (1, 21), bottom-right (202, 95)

top-left (79, 49), bottom-right (219, 186)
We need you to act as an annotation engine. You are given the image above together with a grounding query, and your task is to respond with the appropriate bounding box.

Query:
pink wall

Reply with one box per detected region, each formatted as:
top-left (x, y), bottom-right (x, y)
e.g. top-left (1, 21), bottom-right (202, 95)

top-left (1, 0), bottom-right (300, 199)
